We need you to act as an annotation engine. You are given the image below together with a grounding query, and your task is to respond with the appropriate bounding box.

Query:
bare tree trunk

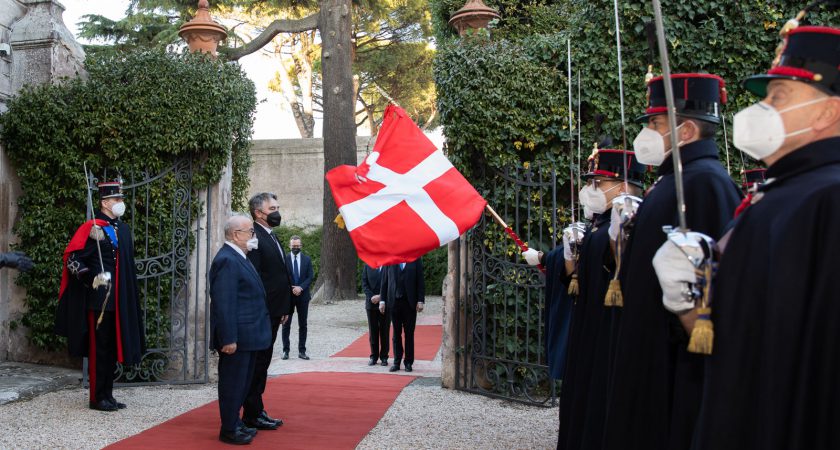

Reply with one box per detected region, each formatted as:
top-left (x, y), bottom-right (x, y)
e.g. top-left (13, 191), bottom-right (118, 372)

top-left (319, 0), bottom-right (358, 300)
top-left (275, 47), bottom-right (313, 138)
top-left (294, 31), bottom-right (316, 138)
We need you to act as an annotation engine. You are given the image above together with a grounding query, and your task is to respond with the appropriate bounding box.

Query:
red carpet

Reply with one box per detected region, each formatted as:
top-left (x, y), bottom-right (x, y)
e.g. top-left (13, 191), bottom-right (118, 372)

top-left (331, 325), bottom-right (442, 360)
top-left (107, 372), bottom-right (415, 450)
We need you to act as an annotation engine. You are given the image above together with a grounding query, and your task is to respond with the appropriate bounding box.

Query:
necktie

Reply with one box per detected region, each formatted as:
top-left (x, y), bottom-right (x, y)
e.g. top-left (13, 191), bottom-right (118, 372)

top-left (294, 256), bottom-right (300, 283)
top-left (400, 262), bottom-right (406, 271)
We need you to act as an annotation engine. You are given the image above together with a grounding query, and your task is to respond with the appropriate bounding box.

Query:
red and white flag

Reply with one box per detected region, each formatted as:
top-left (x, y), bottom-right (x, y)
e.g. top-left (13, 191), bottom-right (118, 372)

top-left (326, 105), bottom-right (486, 268)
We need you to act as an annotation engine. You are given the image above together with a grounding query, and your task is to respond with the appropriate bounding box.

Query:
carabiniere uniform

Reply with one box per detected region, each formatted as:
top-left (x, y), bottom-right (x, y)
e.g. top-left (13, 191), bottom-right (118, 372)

top-left (557, 149), bottom-right (645, 450)
top-left (602, 74), bottom-right (742, 450)
top-left (55, 179), bottom-right (145, 411)
top-left (693, 25), bottom-right (840, 450)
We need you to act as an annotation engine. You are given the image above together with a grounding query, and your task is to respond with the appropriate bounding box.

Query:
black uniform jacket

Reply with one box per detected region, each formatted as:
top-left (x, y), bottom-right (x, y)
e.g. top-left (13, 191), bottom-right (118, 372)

top-left (603, 139), bottom-right (741, 450)
top-left (692, 137), bottom-right (840, 450)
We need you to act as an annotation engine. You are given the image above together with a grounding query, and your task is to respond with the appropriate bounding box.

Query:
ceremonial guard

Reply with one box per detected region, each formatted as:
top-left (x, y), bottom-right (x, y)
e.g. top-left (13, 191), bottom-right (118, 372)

top-left (602, 74), bottom-right (741, 450)
top-left (654, 20), bottom-right (840, 450)
top-left (55, 176), bottom-right (145, 411)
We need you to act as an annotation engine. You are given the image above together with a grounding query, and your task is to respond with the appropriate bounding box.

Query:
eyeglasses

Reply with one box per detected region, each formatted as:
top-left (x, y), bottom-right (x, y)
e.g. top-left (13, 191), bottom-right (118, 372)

top-left (234, 228), bottom-right (255, 236)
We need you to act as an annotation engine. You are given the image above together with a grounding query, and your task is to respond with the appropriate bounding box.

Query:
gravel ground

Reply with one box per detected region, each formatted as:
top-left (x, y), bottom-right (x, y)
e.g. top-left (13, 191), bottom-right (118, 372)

top-left (0, 295), bottom-right (558, 449)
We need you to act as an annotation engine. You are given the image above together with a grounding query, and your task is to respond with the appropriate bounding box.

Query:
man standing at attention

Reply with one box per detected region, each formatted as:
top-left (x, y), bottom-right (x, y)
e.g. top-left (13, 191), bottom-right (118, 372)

top-left (381, 260), bottom-right (424, 373)
top-left (242, 192), bottom-right (290, 431)
top-left (55, 176), bottom-right (145, 412)
top-left (283, 235), bottom-right (314, 360)
top-left (362, 263), bottom-right (389, 366)
top-left (210, 215), bottom-right (271, 445)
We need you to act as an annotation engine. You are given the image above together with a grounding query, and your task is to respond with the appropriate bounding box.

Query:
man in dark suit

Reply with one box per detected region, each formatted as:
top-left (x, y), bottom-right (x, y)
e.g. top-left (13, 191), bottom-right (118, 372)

top-left (380, 260), bottom-right (424, 372)
top-left (242, 192), bottom-right (291, 431)
top-left (362, 264), bottom-right (389, 366)
top-left (283, 235), bottom-right (314, 360)
top-left (209, 215), bottom-right (271, 445)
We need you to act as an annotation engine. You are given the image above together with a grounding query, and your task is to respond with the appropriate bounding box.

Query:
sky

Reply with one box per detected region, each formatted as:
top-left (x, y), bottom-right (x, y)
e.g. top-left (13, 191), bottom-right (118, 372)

top-left (59, 0), bottom-right (311, 140)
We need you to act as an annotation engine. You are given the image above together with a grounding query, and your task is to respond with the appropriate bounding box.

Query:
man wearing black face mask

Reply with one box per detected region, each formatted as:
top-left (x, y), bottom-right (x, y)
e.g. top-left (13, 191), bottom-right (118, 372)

top-left (283, 236), bottom-right (313, 360)
top-left (55, 176), bottom-right (145, 412)
top-left (242, 192), bottom-right (292, 430)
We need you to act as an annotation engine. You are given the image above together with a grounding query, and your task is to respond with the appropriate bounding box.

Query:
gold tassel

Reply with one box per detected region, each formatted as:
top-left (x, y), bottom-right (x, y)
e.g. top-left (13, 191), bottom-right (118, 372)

top-left (334, 213), bottom-right (346, 230)
top-left (567, 274), bottom-right (579, 296)
top-left (604, 279), bottom-right (623, 307)
top-left (687, 307), bottom-right (714, 355)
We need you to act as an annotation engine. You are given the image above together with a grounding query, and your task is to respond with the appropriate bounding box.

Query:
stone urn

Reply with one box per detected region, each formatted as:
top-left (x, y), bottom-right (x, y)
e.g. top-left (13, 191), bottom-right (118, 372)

top-left (178, 0), bottom-right (227, 56)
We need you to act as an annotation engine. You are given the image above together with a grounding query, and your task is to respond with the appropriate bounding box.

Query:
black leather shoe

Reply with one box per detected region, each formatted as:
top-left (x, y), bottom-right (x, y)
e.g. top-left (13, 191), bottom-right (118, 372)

top-left (219, 428), bottom-right (253, 445)
top-left (299, 352), bottom-right (310, 360)
top-left (108, 397), bottom-right (127, 409)
top-left (281, 351), bottom-right (289, 360)
top-left (389, 364), bottom-right (400, 372)
top-left (259, 411), bottom-right (283, 427)
top-left (244, 416), bottom-right (278, 430)
top-left (239, 424), bottom-right (257, 436)
top-left (89, 399), bottom-right (118, 412)
top-left (380, 359), bottom-right (388, 366)
top-left (368, 357), bottom-right (377, 366)
top-left (405, 363), bottom-right (413, 372)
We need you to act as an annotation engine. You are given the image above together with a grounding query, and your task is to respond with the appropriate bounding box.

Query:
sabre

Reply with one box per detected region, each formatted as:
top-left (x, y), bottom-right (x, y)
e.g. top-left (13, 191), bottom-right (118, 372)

top-left (84, 162), bottom-right (112, 328)
top-left (485, 205), bottom-right (545, 273)
top-left (651, 0), bottom-right (688, 231)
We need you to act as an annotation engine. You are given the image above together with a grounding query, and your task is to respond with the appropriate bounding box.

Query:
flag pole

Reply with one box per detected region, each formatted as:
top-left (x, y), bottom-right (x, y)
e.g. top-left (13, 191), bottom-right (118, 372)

top-left (485, 204), bottom-right (546, 273)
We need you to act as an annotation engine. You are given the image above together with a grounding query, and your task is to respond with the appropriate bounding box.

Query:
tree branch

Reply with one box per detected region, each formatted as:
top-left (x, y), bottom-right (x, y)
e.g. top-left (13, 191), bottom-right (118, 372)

top-left (221, 13), bottom-right (320, 61)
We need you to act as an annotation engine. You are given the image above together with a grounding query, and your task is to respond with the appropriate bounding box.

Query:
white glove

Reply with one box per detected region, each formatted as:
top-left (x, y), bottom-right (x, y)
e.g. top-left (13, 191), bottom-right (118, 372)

top-left (522, 248), bottom-right (541, 266)
top-left (379, 301), bottom-right (386, 314)
top-left (608, 206), bottom-right (621, 241)
top-left (562, 233), bottom-right (573, 261)
top-left (653, 240), bottom-right (697, 313)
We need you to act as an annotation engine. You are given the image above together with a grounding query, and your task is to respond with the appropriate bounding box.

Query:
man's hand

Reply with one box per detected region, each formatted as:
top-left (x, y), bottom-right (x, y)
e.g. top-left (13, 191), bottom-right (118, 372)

top-left (652, 234), bottom-right (709, 314)
top-left (220, 343), bottom-right (237, 355)
top-left (562, 233), bottom-right (574, 261)
top-left (0, 252), bottom-right (34, 272)
top-left (522, 248), bottom-right (541, 266)
top-left (281, 315), bottom-right (289, 325)
top-left (92, 271), bottom-right (112, 289)
top-left (379, 301), bottom-right (386, 315)
top-left (292, 286), bottom-right (303, 296)
top-left (371, 294), bottom-right (381, 304)
top-left (416, 302), bottom-right (424, 313)
top-left (608, 206), bottom-right (622, 242)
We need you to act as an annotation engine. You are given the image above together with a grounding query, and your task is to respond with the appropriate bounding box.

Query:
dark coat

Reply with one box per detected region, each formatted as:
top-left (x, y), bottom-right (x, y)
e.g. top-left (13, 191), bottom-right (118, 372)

top-left (603, 139), bottom-right (742, 450)
top-left (543, 247), bottom-right (573, 381)
top-left (362, 264), bottom-right (382, 310)
top-left (558, 211), bottom-right (617, 450)
top-left (692, 138), bottom-right (840, 450)
top-left (247, 225), bottom-right (292, 318)
top-left (380, 260), bottom-right (424, 309)
top-left (209, 244), bottom-right (271, 352)
top-left (285, 251), bottom-right (314, 302)
top-left (55, 211), bottom-right (145, 365)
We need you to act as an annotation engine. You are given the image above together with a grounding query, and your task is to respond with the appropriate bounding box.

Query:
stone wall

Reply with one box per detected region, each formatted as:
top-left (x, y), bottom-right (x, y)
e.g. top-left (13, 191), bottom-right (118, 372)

top-left (247, 136), bottom-right (372, 227)
top-left (0, 0), bottom-right (84, 363)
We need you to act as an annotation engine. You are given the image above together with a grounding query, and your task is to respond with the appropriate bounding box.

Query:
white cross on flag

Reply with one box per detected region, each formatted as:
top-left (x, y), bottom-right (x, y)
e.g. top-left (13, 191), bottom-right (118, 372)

top-left (326, 105), bottom-right (486, 268)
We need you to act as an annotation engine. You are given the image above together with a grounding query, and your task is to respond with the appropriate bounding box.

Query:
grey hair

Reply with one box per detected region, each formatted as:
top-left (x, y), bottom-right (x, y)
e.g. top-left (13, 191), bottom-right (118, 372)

top-left (224, 213), bottom-right (251, 240)
top-left (248, 192), bottom-right (278, 219)
top-left (290, 235), bottom-right (302, 243)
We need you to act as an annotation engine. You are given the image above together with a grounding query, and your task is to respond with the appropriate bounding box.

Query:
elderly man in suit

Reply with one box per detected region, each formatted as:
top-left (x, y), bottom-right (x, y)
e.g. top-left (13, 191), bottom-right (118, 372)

top-left (210, 215), bottom-right (271, 445)
top-left (362, 263), bottom-right (389, 366)
top-left (242, 192), bottom-right (291, 430)
top-left (380, 260), bottom-right (424, 373)
top-left (282, 235), bottom-right (314, 360)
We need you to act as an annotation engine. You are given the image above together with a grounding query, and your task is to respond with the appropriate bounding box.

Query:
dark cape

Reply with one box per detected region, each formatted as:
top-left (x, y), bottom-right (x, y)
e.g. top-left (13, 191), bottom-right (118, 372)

top-left (603, 139), bottom-right (741, 450)
top-left (544, 246), bottom-right (574, 380)
top-left (558, 211), bottom-right (618, 450)
top-left (692, 138), bottom-right (840, 450)
top-left (55, 212), bottom-right (145, 365)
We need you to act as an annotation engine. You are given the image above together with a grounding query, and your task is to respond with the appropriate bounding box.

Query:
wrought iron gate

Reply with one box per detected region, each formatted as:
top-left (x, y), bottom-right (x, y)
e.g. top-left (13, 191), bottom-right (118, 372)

top-left (86, 158), bottom-right (212, 385)
top-left (454, 163), bottom-right (565, 406)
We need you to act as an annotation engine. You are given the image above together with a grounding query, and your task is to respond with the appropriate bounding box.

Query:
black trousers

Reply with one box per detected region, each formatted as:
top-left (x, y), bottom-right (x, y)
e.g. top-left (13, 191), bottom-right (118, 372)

top-left (366, 307), bottom-right (390, 361)
top-left (391, 300), bottom-right (417, 365)
top-left (87, 310), bottom-right (117, 404)
top-left (218, 349), bottom-right (257, 433)
top-left (282, 297), bottom-right (309, 353)
top-left (242, 315), bottom-right (282, 420)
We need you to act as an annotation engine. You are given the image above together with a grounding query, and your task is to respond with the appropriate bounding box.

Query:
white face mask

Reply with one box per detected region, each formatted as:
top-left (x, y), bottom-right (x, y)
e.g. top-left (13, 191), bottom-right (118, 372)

top-left (110, 201), bottom-right (126, 218)
top-left (583, 204), bottom-right (594, 220)
top-left (633, 124), bottom-right (682, 166)
top-left (246, 237), bottom-right (259, 251)
top-left (732, 97), bottom-right (828, 160)
top-left (579, 183), bottom-right (622, 214)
